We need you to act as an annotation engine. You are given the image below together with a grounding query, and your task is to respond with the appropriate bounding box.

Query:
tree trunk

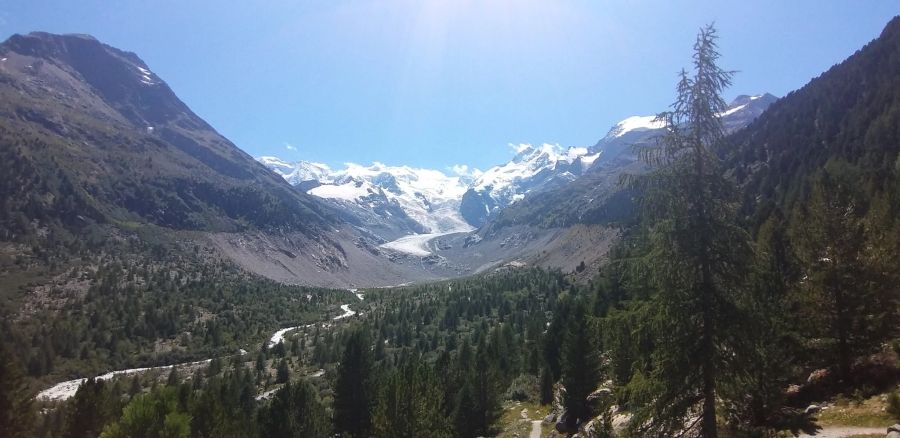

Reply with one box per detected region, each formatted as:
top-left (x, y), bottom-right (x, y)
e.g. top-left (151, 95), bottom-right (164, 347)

top-left (834, 284), bottom-right (851, 383)
top-left (700, 265), bottom-right (718, 438)
top-left (695, 136), bottom-right (718, 438)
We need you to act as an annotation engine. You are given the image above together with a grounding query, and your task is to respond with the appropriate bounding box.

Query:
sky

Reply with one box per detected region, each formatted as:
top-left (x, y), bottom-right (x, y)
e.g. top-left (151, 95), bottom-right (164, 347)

top-left (1, 1), bottom-right (897, 173)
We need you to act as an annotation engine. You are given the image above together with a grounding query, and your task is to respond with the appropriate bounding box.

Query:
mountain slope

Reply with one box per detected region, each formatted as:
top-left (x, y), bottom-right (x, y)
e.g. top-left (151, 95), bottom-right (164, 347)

top-left (484, 94), bottom-right (777, 232)
top-left (0, 32), bottom-right (453, 289)
top-left (0, 32), bottom-right (334, 238)
top-left (727, 17), bottom-right (900, 224)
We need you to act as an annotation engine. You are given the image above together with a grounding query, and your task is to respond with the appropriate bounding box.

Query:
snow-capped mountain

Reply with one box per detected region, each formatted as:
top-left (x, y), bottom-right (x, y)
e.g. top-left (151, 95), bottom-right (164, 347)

top-left (257, 159), bottom-right (472, 240)
top-left (479, 93), bottom-right (779, 235)
top-left (719, 94), bottom-right (777, 132)
top-left (257, 156), bottom-right (332, 190)
top-left (261, 93), bottom-right (777, 238)
top-left (588, 93), bottom-right (778, 171)
top-left (461, 94), bottom-right (777, 228)
top-left (604, 115), bottom-right (667, 138)
top-left (459, 144), bottom-right (599, 227)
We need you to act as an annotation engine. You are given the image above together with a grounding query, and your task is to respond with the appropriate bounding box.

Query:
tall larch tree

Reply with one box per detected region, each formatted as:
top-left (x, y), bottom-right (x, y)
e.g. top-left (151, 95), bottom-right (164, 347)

top-left (626, 24), bottom-right (752, 438)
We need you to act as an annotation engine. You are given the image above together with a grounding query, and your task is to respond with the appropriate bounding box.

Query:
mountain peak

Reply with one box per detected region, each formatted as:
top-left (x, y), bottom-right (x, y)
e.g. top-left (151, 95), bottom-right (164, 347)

top-left (26, 31), bottom-right (98, 41)
top-left (4, 31), bottom-right (110, 61)
top-left (1, 31), bottom-right (185, 128)
top-left (726, 93), bottom-right (778, 110)
top-left (605, 115), bottom-right (667, 139)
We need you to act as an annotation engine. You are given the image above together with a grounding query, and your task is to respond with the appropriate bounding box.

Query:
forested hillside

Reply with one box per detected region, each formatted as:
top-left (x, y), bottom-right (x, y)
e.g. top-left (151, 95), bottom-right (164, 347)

top-left (3, 267), bottom-right (585, 437)
top-left (728, 16), bottom-right (900, 231)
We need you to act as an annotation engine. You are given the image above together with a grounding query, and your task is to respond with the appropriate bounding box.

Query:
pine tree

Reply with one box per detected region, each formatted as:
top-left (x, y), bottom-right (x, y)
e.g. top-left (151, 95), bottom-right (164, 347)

top-left (276, 359), bottom-right (290, 384)
top-left (258, 380), bottom-right (330, 438)
top-left (99, 386), bottom-right (191, 438)
top-left (333, 329), bottom-right (374, 437)
top-left (561, 302), bottom-right (602, 426)
top-left (64, 378), bottom-right (113, 438)
top-left (255, 352), bottom-right (266, 374)
top-left (371, 358), bottom-right (451, 438)
top-left (793, 161), bottom-right (896, 382)
top-left (720, 214), bottom-right (816, 436)
top-left (470, 341), bottom-right (502, 436)
top-left (625, 24), bottom-right (751, 438)
top-left (0, 342), bottom-right (34, 438)
top-left (540, 366), bottom-right (555, 406)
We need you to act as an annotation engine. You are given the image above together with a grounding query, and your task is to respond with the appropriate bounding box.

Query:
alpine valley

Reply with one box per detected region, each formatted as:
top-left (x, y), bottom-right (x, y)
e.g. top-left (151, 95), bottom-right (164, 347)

top-left (1, 13), bottom-right (899, 438)
top-left (0, 31), bottom-right (777, 289)
top-left (257, 93), bottom-right (776, 280)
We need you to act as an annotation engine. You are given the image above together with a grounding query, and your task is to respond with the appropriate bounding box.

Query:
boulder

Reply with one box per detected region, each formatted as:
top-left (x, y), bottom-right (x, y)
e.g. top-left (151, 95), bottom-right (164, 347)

top-left (806, 368), bottom-right (829, 384)
top-left (587, 387), bottom-right (613, 402)
top-left (555, 411), bottom-right (578, 434)
top-left (887, 423), bottom-right (900, 438)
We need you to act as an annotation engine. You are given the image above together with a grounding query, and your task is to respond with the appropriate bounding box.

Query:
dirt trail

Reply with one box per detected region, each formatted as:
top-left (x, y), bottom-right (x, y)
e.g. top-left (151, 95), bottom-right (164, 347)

top-left (798, 426), bottom-right (888, 437)
top-left (529, 420), bottom-right (542, 438)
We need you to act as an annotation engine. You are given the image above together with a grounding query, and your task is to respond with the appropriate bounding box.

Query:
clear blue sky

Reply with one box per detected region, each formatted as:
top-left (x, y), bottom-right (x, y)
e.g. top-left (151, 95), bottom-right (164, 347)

top-left (1, 1), bottom-right (897, 172)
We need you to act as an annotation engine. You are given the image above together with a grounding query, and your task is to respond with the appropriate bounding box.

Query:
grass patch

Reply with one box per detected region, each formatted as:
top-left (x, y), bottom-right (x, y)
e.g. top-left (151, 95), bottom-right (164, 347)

top-left (497, 401), bottom-right (553, 438)
top-left (818, 393), bottom-right (895, 428)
